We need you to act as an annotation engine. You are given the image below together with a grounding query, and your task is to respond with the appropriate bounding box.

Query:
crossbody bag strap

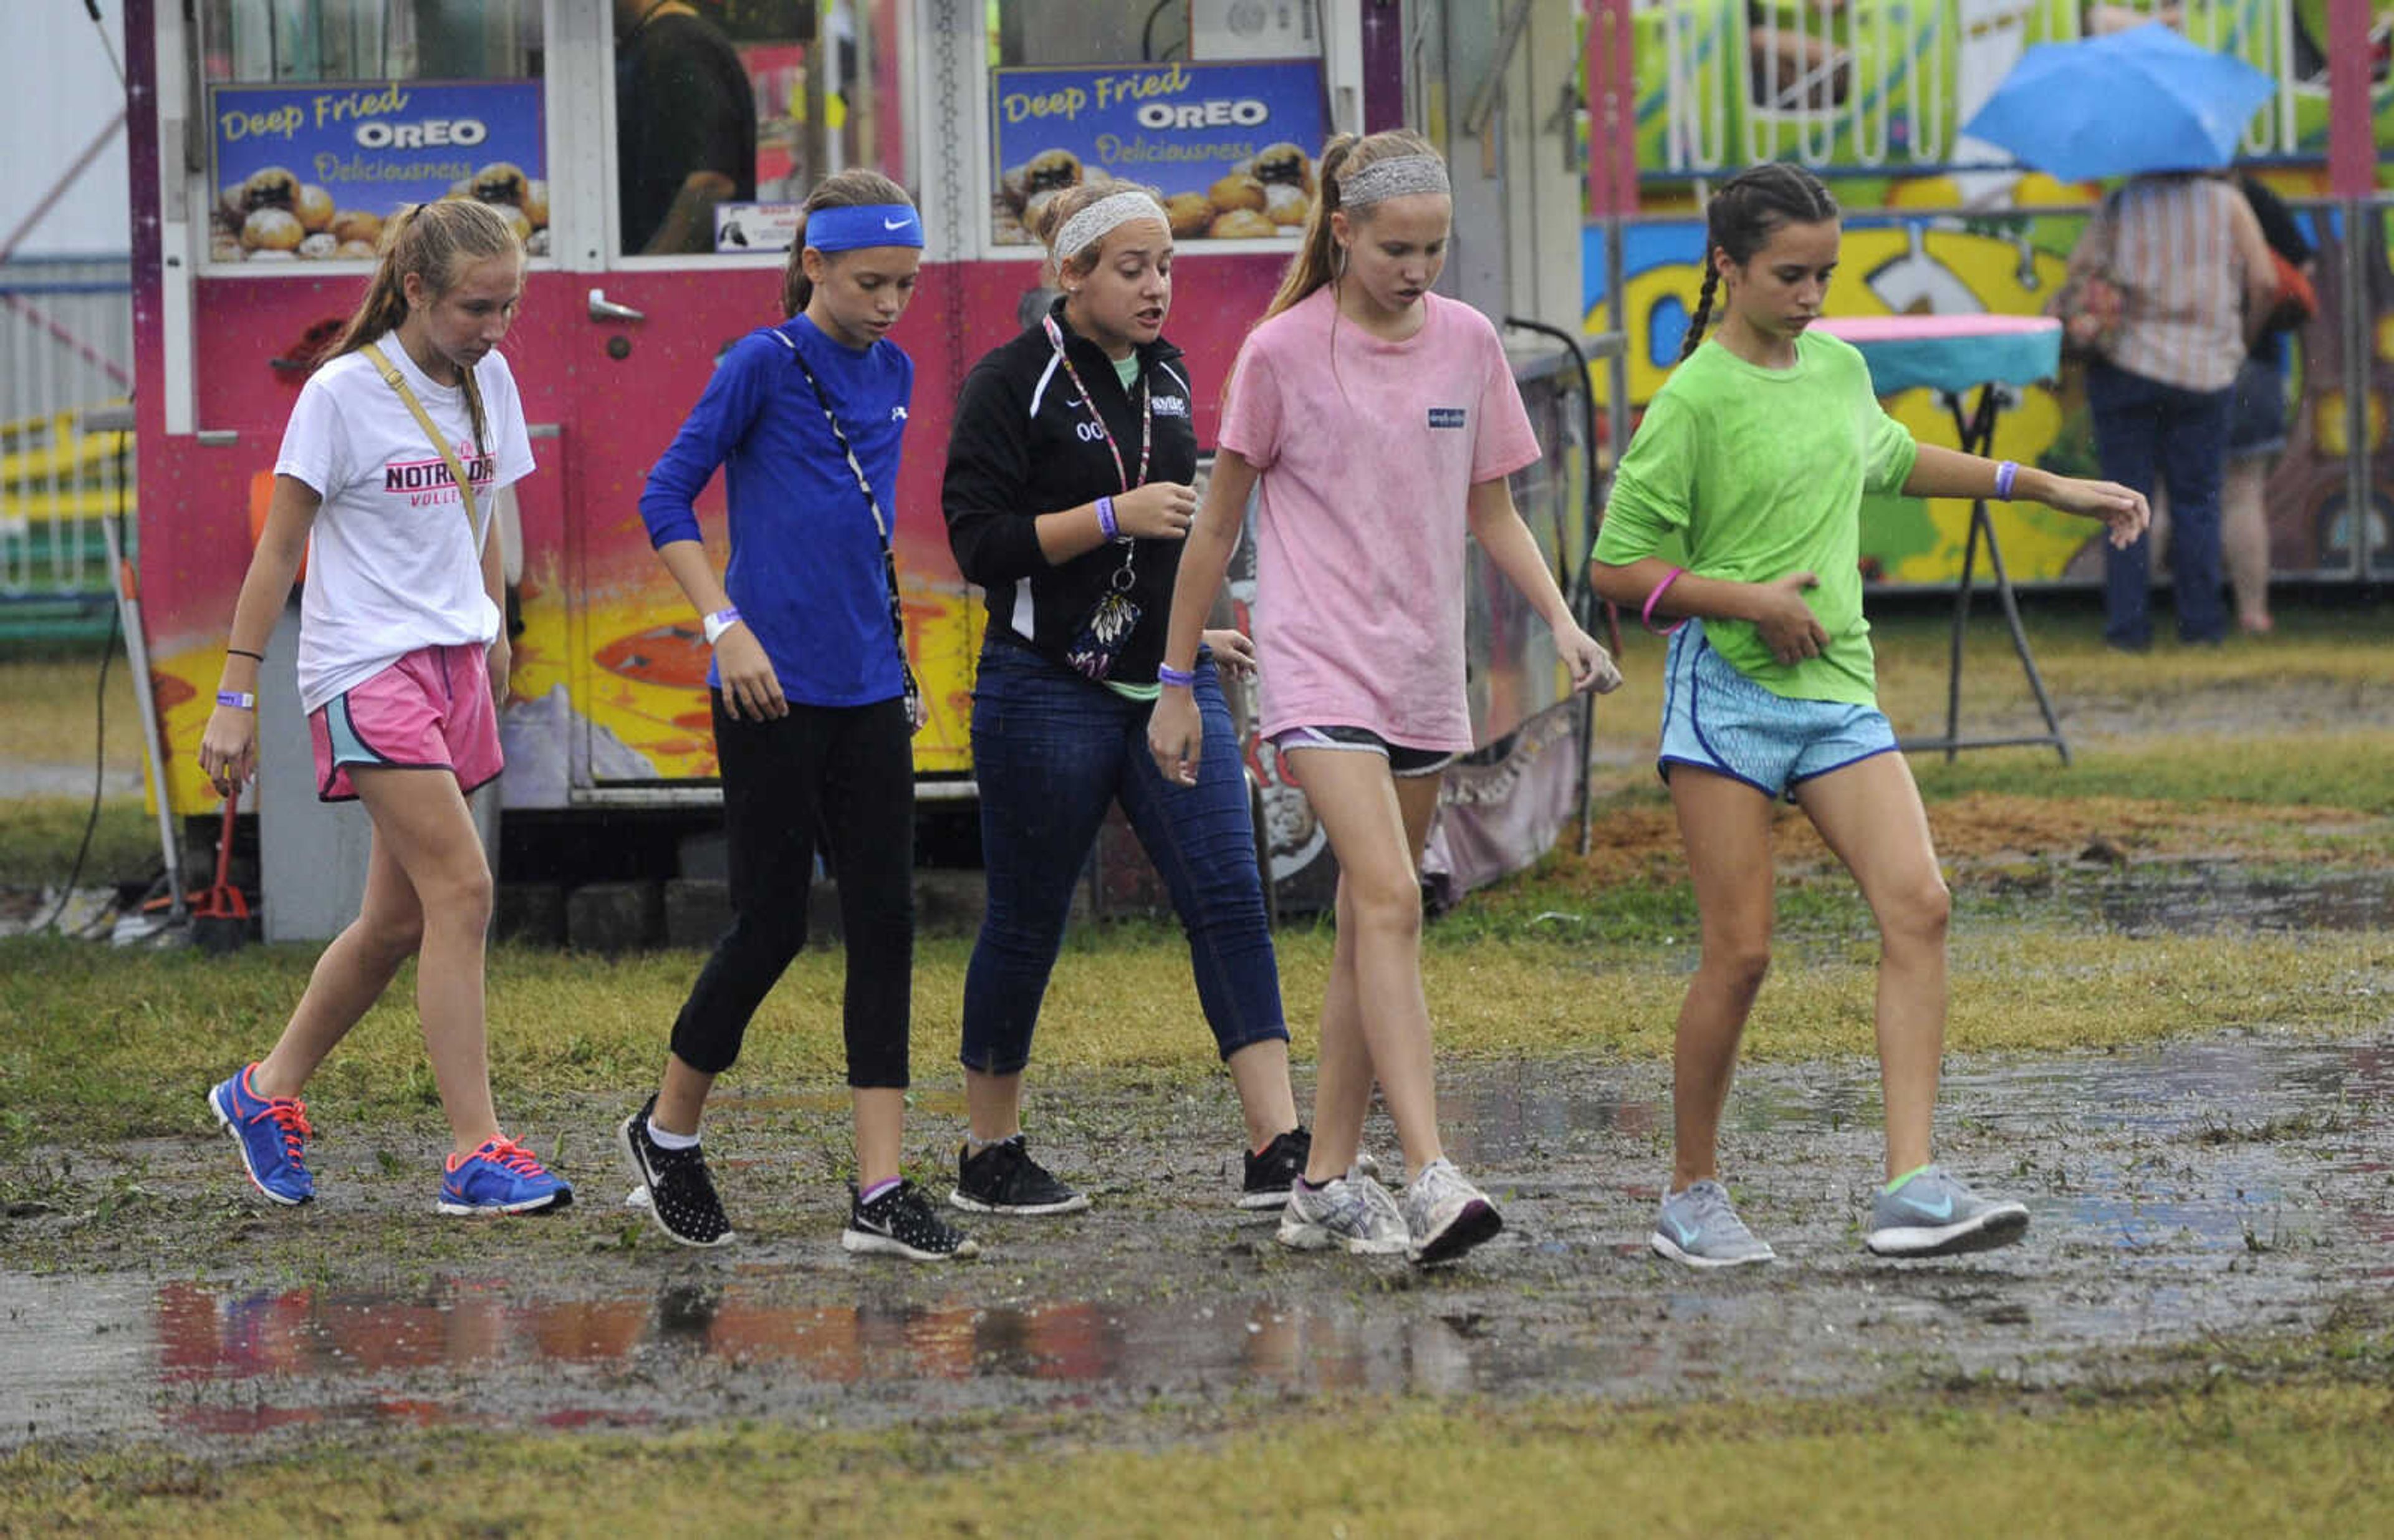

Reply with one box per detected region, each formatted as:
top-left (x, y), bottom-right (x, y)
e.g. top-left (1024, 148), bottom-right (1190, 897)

top-left (768, 328), bottom-right (923, 728)
top-left (360, 343), bottom-right (481, 536)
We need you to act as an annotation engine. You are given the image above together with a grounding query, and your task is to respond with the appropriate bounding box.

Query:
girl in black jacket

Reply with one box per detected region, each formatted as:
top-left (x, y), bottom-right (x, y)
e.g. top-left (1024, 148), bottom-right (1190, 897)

top-left (940, 182), bottom-right (1307, 1221)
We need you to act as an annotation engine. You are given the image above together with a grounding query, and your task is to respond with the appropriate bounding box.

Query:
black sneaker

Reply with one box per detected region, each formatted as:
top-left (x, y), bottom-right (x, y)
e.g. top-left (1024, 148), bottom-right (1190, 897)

top-left (843, 1180), bottom-right (982, 1261)
top-left (617, 1095), bottom-right (734, 1248)
top-left (1241, 1127), bottom-right (1311, 1210)
top-left (949, 1135), bottom-right (1090, 1215)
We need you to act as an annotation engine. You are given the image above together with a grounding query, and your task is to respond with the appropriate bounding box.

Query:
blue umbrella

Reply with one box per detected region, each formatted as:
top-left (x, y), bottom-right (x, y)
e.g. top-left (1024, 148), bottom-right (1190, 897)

top-left (1961, 22), bottom-right (2276, 182)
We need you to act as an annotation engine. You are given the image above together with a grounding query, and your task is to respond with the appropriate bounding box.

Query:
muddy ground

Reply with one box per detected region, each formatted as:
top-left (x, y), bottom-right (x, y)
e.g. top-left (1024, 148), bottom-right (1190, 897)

top-left (4, 654), bottom-right (2388, 1461)
top-left (5, 1026), bottom-right (2388, 1453)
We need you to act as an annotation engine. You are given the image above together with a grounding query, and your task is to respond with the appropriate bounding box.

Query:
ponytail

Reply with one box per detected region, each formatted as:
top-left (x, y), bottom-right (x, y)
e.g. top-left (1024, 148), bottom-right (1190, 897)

top-left (1263, 135), bottom-right (1358, 321)
top-left (322, 199), bottom-right (522, 458)
top-left (782, 169), bottom-right (915, 319)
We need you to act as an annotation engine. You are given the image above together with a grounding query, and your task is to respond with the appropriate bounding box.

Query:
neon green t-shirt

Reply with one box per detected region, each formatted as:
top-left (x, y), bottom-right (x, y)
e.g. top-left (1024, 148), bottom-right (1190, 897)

top-left (1595, 329), bottom-right (1918, 706)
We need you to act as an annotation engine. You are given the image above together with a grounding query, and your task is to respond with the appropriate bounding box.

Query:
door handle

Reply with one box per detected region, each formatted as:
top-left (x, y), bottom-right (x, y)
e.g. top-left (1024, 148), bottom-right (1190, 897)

top-left (588, 287), bottom-right (645, 322)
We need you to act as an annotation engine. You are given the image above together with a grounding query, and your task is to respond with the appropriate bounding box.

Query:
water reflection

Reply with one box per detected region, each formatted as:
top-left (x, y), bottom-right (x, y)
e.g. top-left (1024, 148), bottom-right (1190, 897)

top-left (25, 1278), bottom-right (1507, 1438)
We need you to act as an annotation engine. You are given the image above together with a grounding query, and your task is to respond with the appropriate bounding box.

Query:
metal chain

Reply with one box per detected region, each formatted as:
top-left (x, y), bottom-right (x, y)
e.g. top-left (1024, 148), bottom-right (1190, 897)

top-left (933, 0), bottom-right (969, 409)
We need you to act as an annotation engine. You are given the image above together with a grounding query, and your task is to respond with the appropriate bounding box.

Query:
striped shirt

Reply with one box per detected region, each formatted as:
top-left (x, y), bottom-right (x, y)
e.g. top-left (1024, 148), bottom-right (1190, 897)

top-left (2078, 176), bottom-right (2264, 393)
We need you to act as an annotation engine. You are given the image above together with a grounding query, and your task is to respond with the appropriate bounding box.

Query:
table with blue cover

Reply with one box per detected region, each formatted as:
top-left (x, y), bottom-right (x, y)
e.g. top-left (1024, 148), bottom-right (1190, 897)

top-left (1815, 314), bottom-right (2071, 764)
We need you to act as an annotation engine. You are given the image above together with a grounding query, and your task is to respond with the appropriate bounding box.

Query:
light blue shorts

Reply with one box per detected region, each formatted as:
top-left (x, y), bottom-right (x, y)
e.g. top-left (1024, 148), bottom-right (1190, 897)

top-left (1658, 620), bottom-right (1898, 801)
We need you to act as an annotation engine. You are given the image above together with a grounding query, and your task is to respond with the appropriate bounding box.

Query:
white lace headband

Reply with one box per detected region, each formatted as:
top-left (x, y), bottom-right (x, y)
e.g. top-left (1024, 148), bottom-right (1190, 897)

top-left (1050, 190), bottom-right (1170, 258)
top-left (1339, 153), bottom-right (1451, 208)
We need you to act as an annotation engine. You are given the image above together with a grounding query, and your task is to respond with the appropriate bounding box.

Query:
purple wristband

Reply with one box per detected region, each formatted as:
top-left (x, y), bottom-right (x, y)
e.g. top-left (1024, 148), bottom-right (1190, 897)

top-left (1993, 460), bottom-right (2019, 500)
top-left (1156, 663), bottom-right (1198, 689)
top-left (1096, 495), bottom-right (1119, 541)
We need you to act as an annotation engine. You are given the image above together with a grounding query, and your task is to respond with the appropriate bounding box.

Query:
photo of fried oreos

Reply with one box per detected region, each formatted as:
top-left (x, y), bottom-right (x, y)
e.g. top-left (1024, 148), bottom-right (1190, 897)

top-left (993, 147), bottom-right (1088, 244)
top-left (209, 155), bottom-right (552, 265)
top-left (987, 60), bottom-right (1326, 246)
top-left (1251, 141), bottom-right (1315, 195)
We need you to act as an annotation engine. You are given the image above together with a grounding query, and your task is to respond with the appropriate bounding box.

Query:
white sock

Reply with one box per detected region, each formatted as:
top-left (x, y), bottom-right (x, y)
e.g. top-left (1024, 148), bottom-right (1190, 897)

top-left (646, 1117), bottom-right (699, 1151)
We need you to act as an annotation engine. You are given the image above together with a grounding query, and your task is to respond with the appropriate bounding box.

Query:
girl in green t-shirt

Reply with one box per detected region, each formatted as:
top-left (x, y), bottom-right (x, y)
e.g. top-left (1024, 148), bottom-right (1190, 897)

top-left (1590, 163), bottom-right (2150, 1270)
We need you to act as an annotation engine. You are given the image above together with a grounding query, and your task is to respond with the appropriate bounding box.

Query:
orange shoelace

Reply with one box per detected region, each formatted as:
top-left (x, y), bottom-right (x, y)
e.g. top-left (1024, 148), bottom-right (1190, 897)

top-left (461, 1135), bottom-right (547, 1176)
top-left (246, 1097), bottom-right (312, 1164)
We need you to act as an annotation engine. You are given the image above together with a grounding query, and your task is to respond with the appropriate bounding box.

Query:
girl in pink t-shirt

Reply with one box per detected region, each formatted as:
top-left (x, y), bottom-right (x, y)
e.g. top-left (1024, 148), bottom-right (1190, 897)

top-left (1151, 130), bottom-right (1620, 1265)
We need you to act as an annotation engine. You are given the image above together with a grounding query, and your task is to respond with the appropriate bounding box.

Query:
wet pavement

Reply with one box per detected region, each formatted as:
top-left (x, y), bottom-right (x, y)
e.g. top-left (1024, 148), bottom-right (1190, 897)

top-left (6, 1031), bottom-right (2388, 1450)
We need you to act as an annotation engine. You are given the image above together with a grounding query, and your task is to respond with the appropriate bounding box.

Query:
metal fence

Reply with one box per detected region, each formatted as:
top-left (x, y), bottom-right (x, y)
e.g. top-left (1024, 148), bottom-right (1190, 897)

top-left (1, 255), bottom-right (133, 640)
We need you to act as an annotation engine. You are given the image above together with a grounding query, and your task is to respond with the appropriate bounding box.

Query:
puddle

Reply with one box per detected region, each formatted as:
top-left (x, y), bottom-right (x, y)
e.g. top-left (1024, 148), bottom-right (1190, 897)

top-left (2088, 869), bottom-right (2394, 935)
top-left (5, 1034), bottom-right (2388, 1448)
top-left (2, 1276), bottom-right (1579, 1441)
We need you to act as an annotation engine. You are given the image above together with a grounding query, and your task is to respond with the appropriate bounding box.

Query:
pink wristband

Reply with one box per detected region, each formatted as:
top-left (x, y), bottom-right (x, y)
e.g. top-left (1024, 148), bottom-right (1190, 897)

top-left (1640, 566), bottom-right (1688, 635)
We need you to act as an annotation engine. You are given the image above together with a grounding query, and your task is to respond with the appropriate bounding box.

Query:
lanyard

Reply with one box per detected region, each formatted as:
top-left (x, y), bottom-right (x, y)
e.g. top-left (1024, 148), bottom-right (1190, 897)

top-left (767, 327), bottom-right (922, 728)
top-left (1042, 314), bottom-right (1150, 493)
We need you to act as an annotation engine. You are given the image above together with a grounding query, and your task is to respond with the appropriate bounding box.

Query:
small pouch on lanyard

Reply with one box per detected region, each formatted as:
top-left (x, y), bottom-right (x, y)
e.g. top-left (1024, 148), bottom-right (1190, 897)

top-left (1064, 559), bottom-right (1141, 683)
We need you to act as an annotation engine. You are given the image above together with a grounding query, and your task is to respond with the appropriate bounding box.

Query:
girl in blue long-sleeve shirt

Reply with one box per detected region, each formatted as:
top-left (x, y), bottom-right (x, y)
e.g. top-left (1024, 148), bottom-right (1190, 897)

top-left (615, 170), bottom-right (976, 1264)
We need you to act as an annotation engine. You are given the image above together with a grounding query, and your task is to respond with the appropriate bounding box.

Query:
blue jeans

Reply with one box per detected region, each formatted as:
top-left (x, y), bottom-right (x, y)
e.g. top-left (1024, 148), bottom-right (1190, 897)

top-left (2087, 361), bottom-right (2235, 647)
top-left (961, 642), bottom-right (1286, 1076)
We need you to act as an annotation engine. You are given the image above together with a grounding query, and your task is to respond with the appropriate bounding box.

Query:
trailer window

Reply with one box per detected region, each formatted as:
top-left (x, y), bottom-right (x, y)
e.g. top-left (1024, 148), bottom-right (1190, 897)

top-left (614, 2), bottom-right (910, 258)
top-left (199, 2), bottom-right (546, 268)
top-left (200, 2), bottom-right (542, 84)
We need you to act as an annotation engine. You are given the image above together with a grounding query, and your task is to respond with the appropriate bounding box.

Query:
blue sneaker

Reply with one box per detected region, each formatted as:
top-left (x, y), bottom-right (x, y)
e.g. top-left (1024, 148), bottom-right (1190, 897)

top-left (1651, 1178), bottom-right (1776, 1269)
top-left (1865, 1165), bottom-right (2029, 1258)
top-left (208, 1064), bottom-right (314, 1206)
top-left (438, 1137), bottom-right (572, 1215)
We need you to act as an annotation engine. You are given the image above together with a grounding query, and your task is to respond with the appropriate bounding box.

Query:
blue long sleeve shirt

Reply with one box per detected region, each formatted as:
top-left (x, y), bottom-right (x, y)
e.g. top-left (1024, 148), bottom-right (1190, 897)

top-left (640, 314), bottom-right (912, 705)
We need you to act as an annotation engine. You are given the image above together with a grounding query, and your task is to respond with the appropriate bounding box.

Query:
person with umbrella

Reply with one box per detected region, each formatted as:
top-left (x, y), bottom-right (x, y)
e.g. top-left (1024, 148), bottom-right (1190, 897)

top-left (1965, 22), bottom-right (2281, 648)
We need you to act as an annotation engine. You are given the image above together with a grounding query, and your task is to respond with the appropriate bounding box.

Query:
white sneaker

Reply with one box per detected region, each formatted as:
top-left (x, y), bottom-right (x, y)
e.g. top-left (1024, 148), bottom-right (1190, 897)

top-left (1276, 1175), bottom-right (1408, 1255)
top-left (1401, 1158), bottom-right (1504, 1264)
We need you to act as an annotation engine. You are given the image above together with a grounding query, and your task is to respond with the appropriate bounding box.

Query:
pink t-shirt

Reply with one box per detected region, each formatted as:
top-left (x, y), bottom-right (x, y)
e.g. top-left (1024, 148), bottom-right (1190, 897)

top-left (1219, 289), bottom-right (1541, 751)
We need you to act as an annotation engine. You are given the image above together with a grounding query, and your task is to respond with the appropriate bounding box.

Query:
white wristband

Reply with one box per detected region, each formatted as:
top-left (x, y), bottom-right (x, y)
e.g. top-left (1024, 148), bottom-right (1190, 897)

top-left (702, 607), bottom-right (743, 645)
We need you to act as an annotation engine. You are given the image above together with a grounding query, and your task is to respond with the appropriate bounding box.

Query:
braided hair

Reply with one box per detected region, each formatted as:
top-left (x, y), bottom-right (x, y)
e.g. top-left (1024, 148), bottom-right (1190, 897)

top-left (1680, 163), bottom-right (1839, 361)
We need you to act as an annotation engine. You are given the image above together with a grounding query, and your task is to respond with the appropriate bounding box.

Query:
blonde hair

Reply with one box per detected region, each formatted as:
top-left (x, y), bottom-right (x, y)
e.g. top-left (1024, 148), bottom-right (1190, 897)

top-left (1032, 180), bottom-right (1168, 286)
top-left (324, 199), bottom-right (524, 458)
top-left (1263, 129), bottom-right (1444, 321)
top-left (783, 169), bottom-right (916, 319)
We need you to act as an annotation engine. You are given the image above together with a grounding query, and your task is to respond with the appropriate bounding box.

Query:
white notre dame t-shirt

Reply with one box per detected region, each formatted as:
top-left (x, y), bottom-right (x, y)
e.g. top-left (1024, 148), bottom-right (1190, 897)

top-left (274, 332), bottom-right (535, 713)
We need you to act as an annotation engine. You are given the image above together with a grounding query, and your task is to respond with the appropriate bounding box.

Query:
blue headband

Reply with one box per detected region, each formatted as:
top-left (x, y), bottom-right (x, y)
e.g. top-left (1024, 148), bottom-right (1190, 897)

top-left (804, 203), bottom-right (924, 252)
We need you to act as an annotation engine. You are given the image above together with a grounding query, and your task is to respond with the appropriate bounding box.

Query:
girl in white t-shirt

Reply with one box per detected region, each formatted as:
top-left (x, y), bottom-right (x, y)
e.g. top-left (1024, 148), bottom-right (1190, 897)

top-left (1150, 132), bottom-right (1621, 1264)
top-left (198, 200), bottom-right (569, 1216)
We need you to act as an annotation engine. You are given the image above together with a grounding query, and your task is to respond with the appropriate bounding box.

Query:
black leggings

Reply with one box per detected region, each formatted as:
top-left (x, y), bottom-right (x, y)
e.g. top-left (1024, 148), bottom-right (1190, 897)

top-left (668, 692), bottom-right (914, 1087)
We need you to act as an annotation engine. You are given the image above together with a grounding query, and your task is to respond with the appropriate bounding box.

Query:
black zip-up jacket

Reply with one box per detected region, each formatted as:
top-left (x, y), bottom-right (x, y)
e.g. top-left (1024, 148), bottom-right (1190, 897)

top-left (941, 299), bottom-right (1199, 686)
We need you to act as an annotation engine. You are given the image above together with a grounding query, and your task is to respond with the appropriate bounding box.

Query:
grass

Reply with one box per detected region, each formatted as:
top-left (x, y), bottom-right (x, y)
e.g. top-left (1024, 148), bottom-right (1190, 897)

top-left (2, 605), bottom-right (2390, 890)
top-left (0, 651), bottom-right (143, 779)
top-left (2, 922), bottom-right (2385, 1153)
top-left (0, 797), bottom-right (159, 895)
top-left (4, 1377), bottom-right (2389, 1537)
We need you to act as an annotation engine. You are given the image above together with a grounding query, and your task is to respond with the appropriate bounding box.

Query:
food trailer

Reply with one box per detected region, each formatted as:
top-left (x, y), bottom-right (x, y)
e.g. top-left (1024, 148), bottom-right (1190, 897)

top-left (124, 1), bottom-right (1602, 924)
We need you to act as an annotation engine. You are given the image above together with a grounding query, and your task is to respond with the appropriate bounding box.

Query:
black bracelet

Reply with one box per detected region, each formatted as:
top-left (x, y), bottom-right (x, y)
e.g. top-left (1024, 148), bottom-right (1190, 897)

top-left (227, 647), bottom-right (265, 662)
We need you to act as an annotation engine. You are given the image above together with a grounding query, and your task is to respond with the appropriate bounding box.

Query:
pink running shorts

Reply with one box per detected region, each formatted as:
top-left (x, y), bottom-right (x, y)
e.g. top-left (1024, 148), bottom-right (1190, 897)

top-left (307, 642), bottom-right (502, 802)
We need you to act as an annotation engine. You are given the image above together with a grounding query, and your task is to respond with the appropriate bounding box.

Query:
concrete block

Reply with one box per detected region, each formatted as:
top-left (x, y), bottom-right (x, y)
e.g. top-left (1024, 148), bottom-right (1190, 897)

top-left (567, 880), bottom-right (661, 954)
top-left (678, 830), bottom-right (729, 882)
top-left (494, 883), bottom-right (566, 946)
top-left (663, 878), bottom-right (734, 950)
top-left (913, 867), bottom-right (987, 935)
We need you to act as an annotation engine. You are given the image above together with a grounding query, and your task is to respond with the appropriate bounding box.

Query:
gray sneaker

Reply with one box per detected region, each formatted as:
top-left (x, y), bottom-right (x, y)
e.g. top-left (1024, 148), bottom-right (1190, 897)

top-left (1400, 1158), bottom-right (1504, 1265)
top-left (1864, 1165), bottom-right (2029, 1258)
top-left (1651, 1178), bottom-right (1776, 1269)
top-left (1276, 1174), bottom-right (1409, 1255)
